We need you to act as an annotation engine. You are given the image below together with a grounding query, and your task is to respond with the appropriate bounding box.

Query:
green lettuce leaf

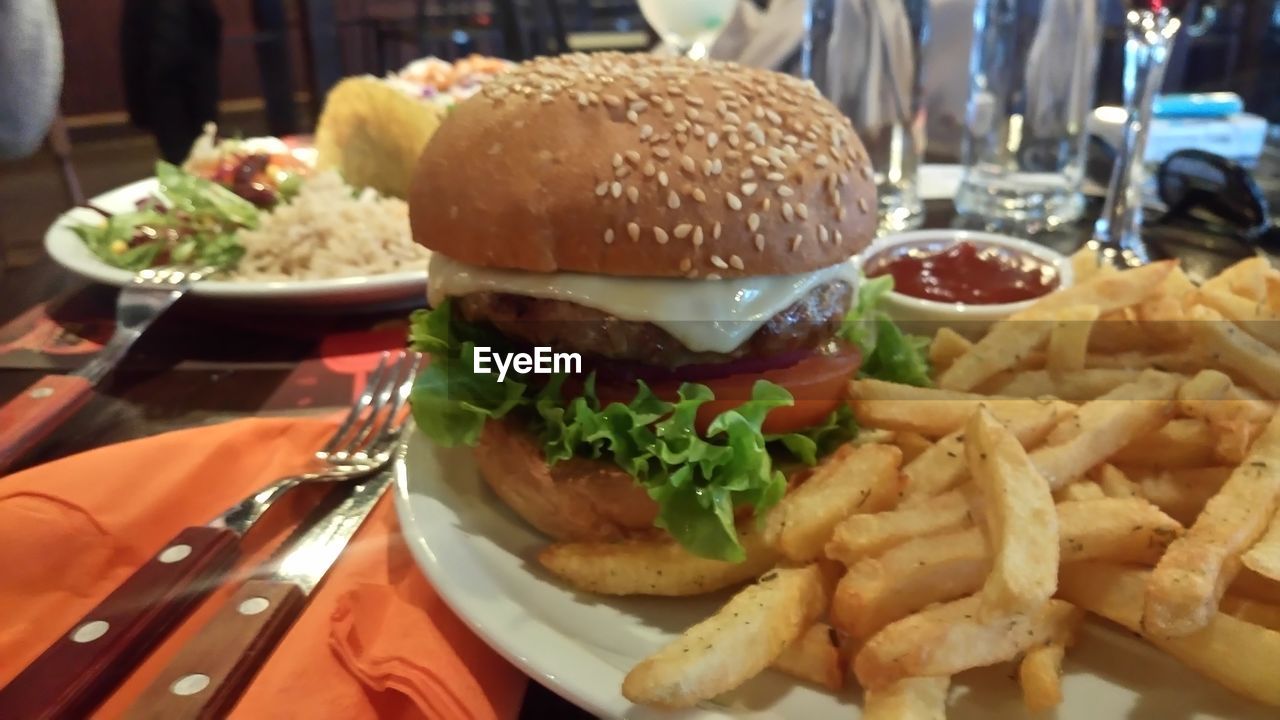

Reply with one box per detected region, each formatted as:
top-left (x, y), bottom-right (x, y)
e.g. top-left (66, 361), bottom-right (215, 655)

top-left (841, 275), bottom-right (932, 387)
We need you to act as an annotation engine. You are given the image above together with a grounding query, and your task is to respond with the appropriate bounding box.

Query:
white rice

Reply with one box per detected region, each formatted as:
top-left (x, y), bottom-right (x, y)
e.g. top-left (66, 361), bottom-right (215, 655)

top-left (230, 171), bottom-right (428, 281)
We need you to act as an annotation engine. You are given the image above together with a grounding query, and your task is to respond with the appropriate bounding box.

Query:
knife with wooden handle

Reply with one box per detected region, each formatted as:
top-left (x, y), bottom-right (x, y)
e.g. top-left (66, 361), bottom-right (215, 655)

top-left (124, 470), bottom-right (396, 720)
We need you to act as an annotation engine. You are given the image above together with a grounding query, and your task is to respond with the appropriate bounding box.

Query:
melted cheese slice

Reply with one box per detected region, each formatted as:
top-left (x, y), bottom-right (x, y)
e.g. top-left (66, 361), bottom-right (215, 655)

top-left (427, 253), bottom-right (860, 354)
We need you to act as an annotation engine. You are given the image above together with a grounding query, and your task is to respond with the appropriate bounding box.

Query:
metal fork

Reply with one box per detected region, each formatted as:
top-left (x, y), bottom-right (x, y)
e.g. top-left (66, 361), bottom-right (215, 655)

top-left (0, 264), bottom-right (218, 474)
top-left (0, 349), bottom-right (421, 719)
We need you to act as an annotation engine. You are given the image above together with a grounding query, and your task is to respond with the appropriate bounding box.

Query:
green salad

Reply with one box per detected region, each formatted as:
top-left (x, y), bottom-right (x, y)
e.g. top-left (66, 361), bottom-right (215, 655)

top-left (73, 161), bottom-right (259, 272)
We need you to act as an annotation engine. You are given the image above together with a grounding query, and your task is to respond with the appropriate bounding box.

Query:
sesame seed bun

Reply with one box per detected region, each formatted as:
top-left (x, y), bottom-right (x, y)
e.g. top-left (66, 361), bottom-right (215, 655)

top-left (409, 53), bottom-right (877, 279)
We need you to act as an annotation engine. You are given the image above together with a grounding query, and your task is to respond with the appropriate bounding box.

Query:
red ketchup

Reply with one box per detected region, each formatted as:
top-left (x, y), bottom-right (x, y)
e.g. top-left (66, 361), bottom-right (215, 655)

top-left (865, 241), bottom-right (1060, 305)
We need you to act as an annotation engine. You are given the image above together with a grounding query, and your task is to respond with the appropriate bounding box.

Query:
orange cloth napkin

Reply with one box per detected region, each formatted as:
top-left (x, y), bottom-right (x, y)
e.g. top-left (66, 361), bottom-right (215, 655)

top-left (0, 418), bottom-right (527, 719)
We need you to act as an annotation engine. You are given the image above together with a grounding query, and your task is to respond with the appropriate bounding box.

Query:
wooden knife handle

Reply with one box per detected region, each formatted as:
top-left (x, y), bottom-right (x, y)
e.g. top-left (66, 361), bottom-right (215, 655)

top-left (0, 526), bottom-right (240, 719)
top-left (0, 374), bottom-right (93, 473)
top-left (125, 579), bottom-right (307, 720)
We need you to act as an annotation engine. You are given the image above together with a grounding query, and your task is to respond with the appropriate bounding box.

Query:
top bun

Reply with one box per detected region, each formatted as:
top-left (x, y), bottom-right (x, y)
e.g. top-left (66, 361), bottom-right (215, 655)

top-left (409, 53), bottom-right (877, 279)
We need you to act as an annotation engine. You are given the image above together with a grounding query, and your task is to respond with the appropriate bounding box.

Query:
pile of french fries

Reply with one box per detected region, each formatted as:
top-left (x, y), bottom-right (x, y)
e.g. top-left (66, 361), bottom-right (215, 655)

top-left (537, 249), bottom-right (1280, 716)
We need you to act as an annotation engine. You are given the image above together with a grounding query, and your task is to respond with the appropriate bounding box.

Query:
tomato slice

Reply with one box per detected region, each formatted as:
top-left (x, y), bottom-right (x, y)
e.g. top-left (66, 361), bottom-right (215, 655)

top-left (593, 343), bottom-right (862, 435)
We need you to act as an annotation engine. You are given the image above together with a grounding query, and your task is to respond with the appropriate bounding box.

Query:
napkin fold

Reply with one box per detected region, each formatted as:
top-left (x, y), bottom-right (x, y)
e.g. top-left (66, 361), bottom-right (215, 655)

top-left (0, 417), bottom-right (526, 720)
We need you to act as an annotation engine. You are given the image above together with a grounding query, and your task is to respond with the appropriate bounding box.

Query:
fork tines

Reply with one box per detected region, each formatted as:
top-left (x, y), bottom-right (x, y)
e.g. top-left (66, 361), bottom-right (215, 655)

top-left (318, 350), bottom-right (421, 467)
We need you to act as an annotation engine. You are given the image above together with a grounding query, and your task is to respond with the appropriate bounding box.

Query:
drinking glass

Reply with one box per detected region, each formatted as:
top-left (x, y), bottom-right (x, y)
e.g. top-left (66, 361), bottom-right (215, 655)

top-left (1089, 2), bottom-right (1183, 267)
top-left (954, 0), bottom-right (1102, 230)
top-left (803, 0), bottom-right (929, 233)
top-left (638, 0), bottom-right (738, 60)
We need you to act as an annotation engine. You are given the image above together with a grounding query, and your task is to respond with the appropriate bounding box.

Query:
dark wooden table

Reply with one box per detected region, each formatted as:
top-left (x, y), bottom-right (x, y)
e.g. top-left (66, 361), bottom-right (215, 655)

top-left (0, 197), bottom-right (1260, 720)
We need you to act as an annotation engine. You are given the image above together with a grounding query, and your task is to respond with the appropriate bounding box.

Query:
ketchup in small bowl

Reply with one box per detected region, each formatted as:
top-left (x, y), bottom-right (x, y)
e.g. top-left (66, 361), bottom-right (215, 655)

top-left (865, 240), bottom-right (1060, 305)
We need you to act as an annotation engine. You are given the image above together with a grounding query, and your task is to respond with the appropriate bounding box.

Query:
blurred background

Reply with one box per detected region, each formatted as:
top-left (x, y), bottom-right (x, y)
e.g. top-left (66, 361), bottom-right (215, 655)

top-left (3, 0), bottom-right (1280, 267)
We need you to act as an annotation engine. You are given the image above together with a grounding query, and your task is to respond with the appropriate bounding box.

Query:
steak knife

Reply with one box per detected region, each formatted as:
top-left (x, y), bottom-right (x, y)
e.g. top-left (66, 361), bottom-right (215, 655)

top-left (123, 469), bottom-right (396, 719)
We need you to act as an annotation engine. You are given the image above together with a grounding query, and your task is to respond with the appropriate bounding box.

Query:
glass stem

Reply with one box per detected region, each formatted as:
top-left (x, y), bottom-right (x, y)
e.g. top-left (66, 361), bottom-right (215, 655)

top-left (1090, 9), bottom-right (1180, 267)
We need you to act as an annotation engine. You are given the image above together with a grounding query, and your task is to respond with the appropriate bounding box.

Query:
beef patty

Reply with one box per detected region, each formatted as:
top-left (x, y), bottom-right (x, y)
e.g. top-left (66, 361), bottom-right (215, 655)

top-left (452, 280), bottom-right (853, 367)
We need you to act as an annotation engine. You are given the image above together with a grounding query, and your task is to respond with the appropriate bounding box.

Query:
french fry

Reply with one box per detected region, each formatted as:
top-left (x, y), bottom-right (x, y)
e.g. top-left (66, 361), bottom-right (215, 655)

top-left (894, 430), bottom-right (933, 464)
top-left (1068, 245), bottom-right (1103, 283)
top-left (993, 368), bottom-right (1145, 401)
top-left (1197, 284), bottom-right (1280, 350)
top-left (1145, 411), bottom-right (1280, 636)
top-left (1084, 351), bottom-right (1204, 374)
top-left (1267, 273), bottom-right (1280, 315)
top-left (765, 444), bottom-right (902, 562)
top-left (1110, 418), bottom-right (1217, 468)
top-left (1094, 463), bottom-right (1141, 498)
top-left (1018, 603), bottom-right (1082, 713)
top-left (862, 676), bottom-right (950, 720)
top-left (1055, 480), bottom-right (1105, 502)
top-left (825, 488), bottom-right (974, 566)
top-left (1030, 371), bottom-right (1180, 489)
top-left (965, 409), bottom-right (1059, 617)
top-left (1088, 308), bottom-right (1153, 354)
top-left (1214, 419), bottom-right (1264, 465)
top-left (1187, 304), bottom-right (1280, 398)
top-left (901, 400), bottom-right (1074, 503)
top-left (769, 622), bottom-right (845, 690)
top-left (849, 378), bottom-right (1014, 437)
top-left (1060, 562), bottom-right (1280, 707)
top-left (1130, 466), bottom-right (1233, 526)
top-left (1220, 595), bottom-right (1280, 632)
top-left (1176, 368), bottom-right (1233, 416)
top-left (930, 327), bottom-right (974, 372)
top-left (1200, 256), bottom-right (1272, 302)
top-left (853, 596), bottom-right (1080, 690)
top-left (622, 564), bottom-right (831, 708)
top-left (831, 499), bottom-right (1178, 638)
top-left (937, 316), bottom-right (1057, 392)
top-left (1231, 567), bottom-right (1280, 604)
top-left (538, 531), bottom-right (778, 596)
top-left (831, 528), bottom-right (990, 639)
top-left (1241, 509), bottom-right (1280, 582)
top-left (1025, 259), bottom-right (1175, 317)
top-left (1046, 304), bottom-right (1100, 374)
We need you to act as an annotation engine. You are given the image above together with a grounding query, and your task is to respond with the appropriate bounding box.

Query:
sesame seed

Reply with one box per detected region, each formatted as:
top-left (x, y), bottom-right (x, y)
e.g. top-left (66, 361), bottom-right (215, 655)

top-left (741, 182), bottom-right (758, 196)
top-left (712, 159), bottom-right (723, 175)
top-left (762, 197), bottom-right (772, 211)
top-left (692, 125), bottom-right (706, 138)
top-left (667, 191), bottom-right (681, 209)
top-left (576, 92), bottom-right (588, 107)
top-left (726, 193), bottom-right (742, 211)
top-left (796, 203), bottom-right (809, 219)
top-left (707, 132), bottom-right (719, 149)
top-left (627, 110), bottom-right (639, 123)
top-left (751, 155), bottom-right (770, 167)
top-left (610, 181), bottom-right (622, 198)
top-left (861, 165), bottom-right (872, 180)
top-left (729, 255), bottom-right (744, 270)
top-left (675, 120), bottom-right (690, 132)
top-left (766, 109), bottom-right (782, 125)
top-left (766, 172), bottom-right (785, 182)
top-left (713, 221), bottom-right (722, 239)
top-left (612, 153), bottom-right (624, 168)
top-left (663, 101), bottom-right (675, 115)
top-left (595, 182), bottom-right (608, 197)
top-left (791, 235), bottom-right (803, 251)
top-left (615, 165), bottom-right (630, 179)
top-left (728, 133), bottom-right (741, 148)
top-left (604, 228), bottom-right (615, 244)
top-left (674, 223), bottom-right (692, 239)
top-left (681, 156), bottom-right (696, 173)
top-left (654, 147), bottom-right (671, 159)
top-left (676, 133), bottom-right (689, 146)
top-left (692, 187), bottom-right (707, 203)
top-left (627, 186), bottom-right (640, 203)
top-left (837, 206), bottom-right (848, 221)
top-left (625, 150), bottom-right (641, 165)
top-left (627, 222), bottom-right (641, 242)
top-left (834, 229), bottom-right (844, 245)
top-left (654, 227), bottom-right (669, 244)
top-left (710, 255), bottom-right (729, 269)
top-left (858, 197), bottom-right (869, 213)
top-left (706, 272), bottom-right (722, 280)
top-left (686, 95), bottom-right (704, 106)
top-left (604, 95), bottom-right (621, 108)
top-left (539, 94), bottom-right (553, 104)
top-left (777, 186), bottom-right (795, 198)
top-left (629, 100), bottom-right (648, 114)
top-left (783, 202), bottom-right (795, 221)
top-left (819, 225), bottom-right (829, 243)
top-left (816, 154), bottom-right (830, 167)
top-left (643, 162), bottom-right (656, 177)
top-left (754, 234), bottom-right (766, 251)
top-left (740, 168), bottom-right (756, 180)
top-left (658, 170), bottom-right (669, 187)
top-left (679, 257), bottom-right (692, 272)
top-left (692, 226), bottom-right (704, 246)
top-left (686, 107), bottom-right (700, 121)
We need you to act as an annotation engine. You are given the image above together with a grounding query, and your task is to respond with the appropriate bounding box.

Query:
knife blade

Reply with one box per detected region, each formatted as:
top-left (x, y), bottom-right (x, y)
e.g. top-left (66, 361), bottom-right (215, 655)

top-left (123, 468), bottom-right (397, 720)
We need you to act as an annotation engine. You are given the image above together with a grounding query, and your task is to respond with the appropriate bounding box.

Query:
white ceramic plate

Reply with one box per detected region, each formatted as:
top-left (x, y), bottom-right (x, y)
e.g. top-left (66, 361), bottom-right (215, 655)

top-left (394, 429), bottom-right (1270, 719)
top-left (44, 178), bottom-right (427, 308)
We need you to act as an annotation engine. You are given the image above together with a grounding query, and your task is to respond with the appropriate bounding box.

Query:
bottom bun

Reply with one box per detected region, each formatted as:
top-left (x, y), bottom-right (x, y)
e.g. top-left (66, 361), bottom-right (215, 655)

top-left (474, 418), bottom-right (659, 541)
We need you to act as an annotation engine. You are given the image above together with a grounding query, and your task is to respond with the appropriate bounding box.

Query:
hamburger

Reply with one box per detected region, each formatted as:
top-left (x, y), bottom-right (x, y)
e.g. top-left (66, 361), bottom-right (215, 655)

top-left (407, 53), bottom-right (928, 562)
